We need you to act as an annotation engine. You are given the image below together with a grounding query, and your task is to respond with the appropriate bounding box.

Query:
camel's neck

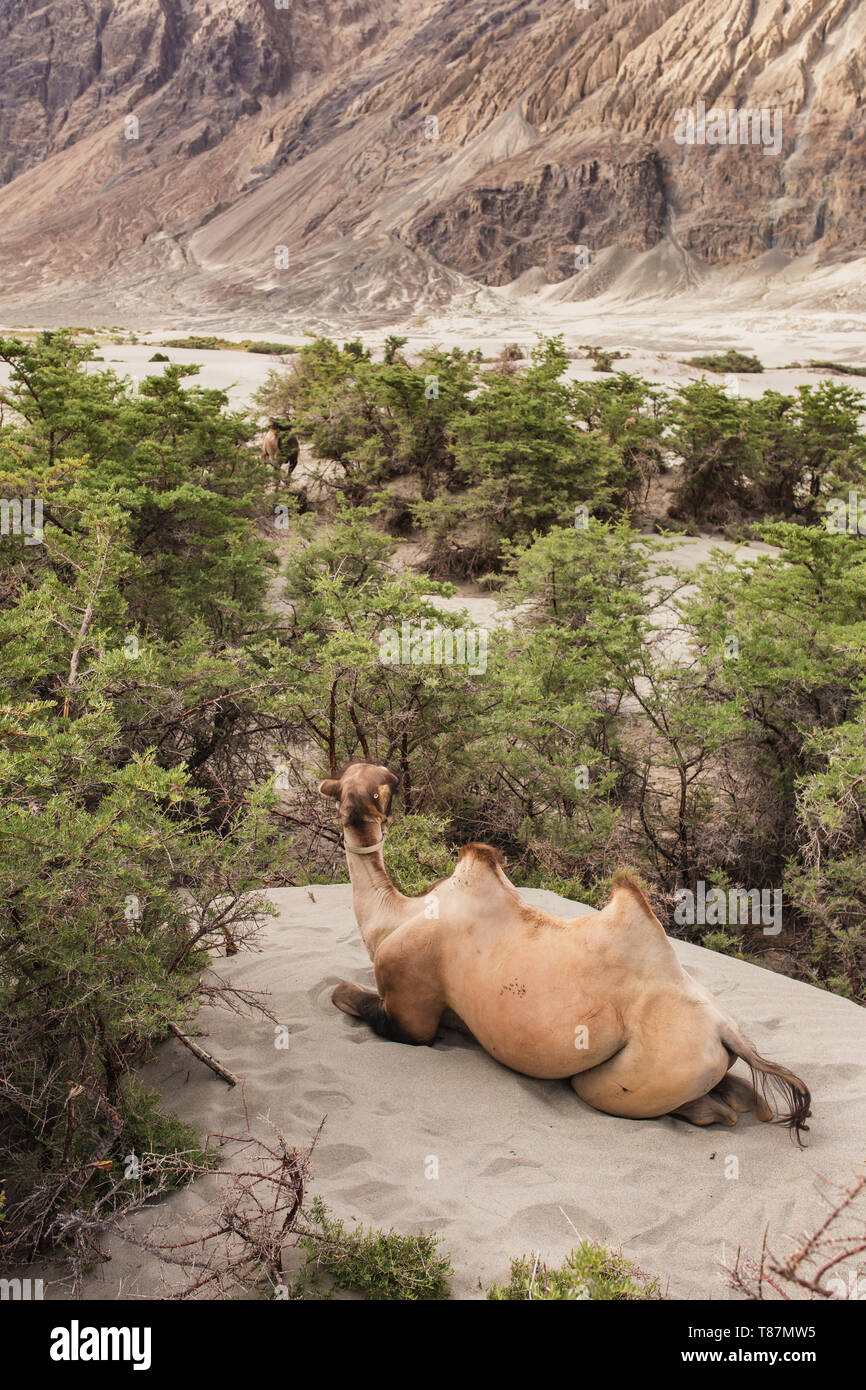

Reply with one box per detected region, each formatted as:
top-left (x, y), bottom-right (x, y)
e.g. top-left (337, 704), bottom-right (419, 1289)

top-left (342, 828), bottom-right (407, 959)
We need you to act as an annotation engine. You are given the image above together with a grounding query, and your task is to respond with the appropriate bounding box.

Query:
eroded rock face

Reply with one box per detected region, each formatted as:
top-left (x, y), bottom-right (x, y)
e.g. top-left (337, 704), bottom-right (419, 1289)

top-left (0, 0), bottom-right (864, 321)
top-left (404, 149), bottom-right (668, 285)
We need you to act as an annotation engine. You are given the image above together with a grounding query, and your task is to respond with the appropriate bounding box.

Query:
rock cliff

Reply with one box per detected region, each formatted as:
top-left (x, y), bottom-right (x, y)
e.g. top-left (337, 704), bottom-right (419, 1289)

top-left (0, 0), bottom-right (863, 323)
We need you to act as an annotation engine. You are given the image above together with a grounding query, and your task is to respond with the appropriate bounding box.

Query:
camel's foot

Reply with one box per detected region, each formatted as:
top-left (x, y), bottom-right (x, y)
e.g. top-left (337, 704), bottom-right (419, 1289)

top-left (714, 1072), bottom-right (774, 1122)
top-left (671, 1093), bottom-right (739, 1127)
top-left (672, 1073), bottom-right (775, 1128)
top-left (331, 981), bottom-right (375, 1018)
top-left (330, 981), bottom-right (428, 1045)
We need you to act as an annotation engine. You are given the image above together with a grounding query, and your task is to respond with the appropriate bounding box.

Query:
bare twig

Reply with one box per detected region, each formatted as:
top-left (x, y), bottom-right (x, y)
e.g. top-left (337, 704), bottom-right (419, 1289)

top-left (127, 1119), bottom-right (324, 1299)
top-left (726, 1167), bottom-right (866, 1300)
top-left (167, 1022), bottom-right (238, 1087)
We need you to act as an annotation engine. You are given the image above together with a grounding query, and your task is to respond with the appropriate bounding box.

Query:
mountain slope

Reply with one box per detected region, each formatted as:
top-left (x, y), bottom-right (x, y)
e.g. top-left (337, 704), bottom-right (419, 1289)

top-left (0, 0), bottom-right (864, 325)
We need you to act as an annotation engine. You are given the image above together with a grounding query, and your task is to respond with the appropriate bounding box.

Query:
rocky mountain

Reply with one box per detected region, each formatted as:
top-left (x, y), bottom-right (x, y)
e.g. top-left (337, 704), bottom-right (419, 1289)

top-left (0, 0), bottom-right (864, 327)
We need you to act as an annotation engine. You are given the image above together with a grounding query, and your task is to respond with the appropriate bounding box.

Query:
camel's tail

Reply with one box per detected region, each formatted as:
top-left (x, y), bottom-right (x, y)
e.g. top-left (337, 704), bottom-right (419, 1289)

top-left (723, 1027), bottom-right (811, 1145)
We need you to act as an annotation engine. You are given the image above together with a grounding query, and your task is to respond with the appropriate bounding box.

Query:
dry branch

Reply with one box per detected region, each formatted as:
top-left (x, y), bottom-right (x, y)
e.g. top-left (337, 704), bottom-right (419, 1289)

top-left (726, 1166), bottom-right (866, 1300)
top-left (167, 1022), bottom-right (238, 1087)
top-left (127, 1119), bottom-right (323, 1299)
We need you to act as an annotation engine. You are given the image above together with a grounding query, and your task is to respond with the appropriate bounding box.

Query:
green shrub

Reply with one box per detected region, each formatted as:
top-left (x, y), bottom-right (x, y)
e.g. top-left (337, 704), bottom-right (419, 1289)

top-left (295, 1198), bottom-right (452, 1300)
top-left (0, 331), bottom-right (281, 1264)
top-left (688, 349), bottom-right (764, 373)
top-left (580, 344), bottom-right (624, 372)
top-left (160, 335), bottom-right (232, 350)
top-left (155, 335), bottom-right (298, 353)
top-left (486, 1242), bottom-right (664, 1300)
top-left (244, 341), bottom-right (299, 354)
top-left (379, 814), bottom-right (454, 895)
top-left (383, 335), bottom-right (408, 364)
top-left (806, 361), bottom-right (866, 377)
top-left (255, 335), bottom-right (476, 507)
top-left (117, 1079), bottom-right (219, 1194)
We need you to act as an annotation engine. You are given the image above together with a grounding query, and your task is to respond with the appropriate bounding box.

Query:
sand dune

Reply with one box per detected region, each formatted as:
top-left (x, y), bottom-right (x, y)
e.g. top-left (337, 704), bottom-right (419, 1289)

top-left (50, 883), bottom-right (866, 1301)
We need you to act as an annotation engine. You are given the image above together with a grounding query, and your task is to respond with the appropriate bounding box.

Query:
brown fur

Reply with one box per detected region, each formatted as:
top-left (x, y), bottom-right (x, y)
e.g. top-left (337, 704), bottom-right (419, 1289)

top-left (611, 869), bottom-right (658, 916)
top-left (261, 423), bottom-right (300, 472)
top-left (260, 428), bottom-right (279, 464)
top-left (320, 763), bottom-right (398, 829)
top-left (457, 842), bottom-right (506, 871)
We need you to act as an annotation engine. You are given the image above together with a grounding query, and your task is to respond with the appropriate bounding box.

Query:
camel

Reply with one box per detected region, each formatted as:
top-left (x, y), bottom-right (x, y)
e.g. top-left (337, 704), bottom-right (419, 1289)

top-left (320, 762), bottom-right (811, 1140)
top-left (260, 425), bottom-right (280, 465)
top-left (260, 418), bottom-right (300, 475)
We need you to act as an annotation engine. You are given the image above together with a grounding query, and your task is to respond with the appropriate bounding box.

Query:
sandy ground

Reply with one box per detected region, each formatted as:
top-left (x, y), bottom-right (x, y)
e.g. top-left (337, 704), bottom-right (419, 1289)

top-left (0, 341), bottom-right (280, 410)
top-left (35, 882), bottom-right (865, 1303)
top-left (4, 283), bottom-right (866, 408)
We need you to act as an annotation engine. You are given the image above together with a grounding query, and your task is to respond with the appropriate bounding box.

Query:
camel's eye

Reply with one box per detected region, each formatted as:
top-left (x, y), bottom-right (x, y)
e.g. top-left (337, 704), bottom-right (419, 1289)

top-left (372, 792), bottom-right (379, 800)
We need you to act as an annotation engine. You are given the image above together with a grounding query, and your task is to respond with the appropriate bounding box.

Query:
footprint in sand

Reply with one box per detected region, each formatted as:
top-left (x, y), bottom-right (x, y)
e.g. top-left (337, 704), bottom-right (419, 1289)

top-left (478, 1155), bottom-right (545, 1178)
top-left (303, 1088), bottom-right (353, 1110)
top-left (313, 1143), bottom-right (372, 1176)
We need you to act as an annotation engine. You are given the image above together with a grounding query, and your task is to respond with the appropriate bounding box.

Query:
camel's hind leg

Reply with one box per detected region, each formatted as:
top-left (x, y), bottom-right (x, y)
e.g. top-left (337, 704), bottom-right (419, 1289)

top-left (672, 1092), bottom-right (739, 1127)
top-left (570, 1029), bottom-right (730, 1121)
top-left (672, 1073), bottom-right (774, 1128)
top-left (713, 1071), bottom-right (774, 1122)
top-left (439, 1006), bottom-right (475, 1039)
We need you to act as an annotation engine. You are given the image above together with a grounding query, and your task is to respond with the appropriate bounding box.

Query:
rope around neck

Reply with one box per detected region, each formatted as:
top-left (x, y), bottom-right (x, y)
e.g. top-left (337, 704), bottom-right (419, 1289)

top-left (343, 823), bottom-right (386, 856)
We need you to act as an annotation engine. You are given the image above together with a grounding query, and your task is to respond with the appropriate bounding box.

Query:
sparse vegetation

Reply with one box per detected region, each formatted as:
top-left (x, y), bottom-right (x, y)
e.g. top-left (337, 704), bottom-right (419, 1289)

top-left (727, 1166), bottom-right (866, 1300)
top-left (581, 344), bottom-right (625, 372)
top-left (158, 336), bottom-right (299, 353)
top-left (245, 341), bottom-right (300, 355)
top-left (687, 348), bottom-right (764, 374)
top-left (295, 1197), bottom-right (453, 1300)
top-left (486, 1242), bottom-right (664, 1300)
top-left (806, 360), bottom-right (866, 378)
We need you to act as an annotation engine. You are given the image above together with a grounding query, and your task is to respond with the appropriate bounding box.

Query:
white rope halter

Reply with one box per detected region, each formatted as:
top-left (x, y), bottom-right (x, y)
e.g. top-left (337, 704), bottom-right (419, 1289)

top-left (342, 820), bottom-right (387, 855)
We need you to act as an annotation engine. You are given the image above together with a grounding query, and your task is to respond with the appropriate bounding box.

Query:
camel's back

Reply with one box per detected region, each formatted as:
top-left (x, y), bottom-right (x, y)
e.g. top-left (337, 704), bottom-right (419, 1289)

top-left (435, 859), bottom-right (687, 1078)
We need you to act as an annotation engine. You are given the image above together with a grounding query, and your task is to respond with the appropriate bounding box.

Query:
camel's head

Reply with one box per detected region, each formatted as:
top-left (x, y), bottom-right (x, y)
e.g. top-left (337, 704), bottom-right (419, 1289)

top-left (318, 762), bottom-right (400, 847)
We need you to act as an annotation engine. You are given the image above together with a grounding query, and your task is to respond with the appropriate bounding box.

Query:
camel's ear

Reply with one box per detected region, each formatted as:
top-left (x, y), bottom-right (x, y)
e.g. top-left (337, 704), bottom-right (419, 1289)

top-left (385, 769), bottom-right (401, 790)
top-left (318, 778), bottom-right (342, 800)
